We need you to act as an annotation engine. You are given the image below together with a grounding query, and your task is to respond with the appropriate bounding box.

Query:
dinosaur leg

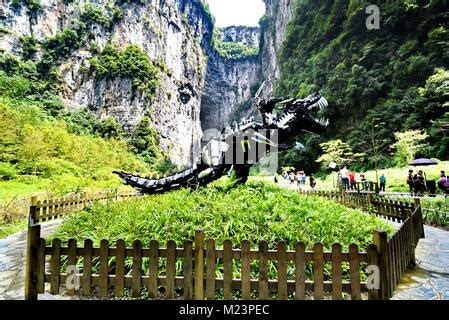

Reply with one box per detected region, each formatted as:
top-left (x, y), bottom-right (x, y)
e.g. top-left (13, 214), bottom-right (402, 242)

top-left (233, 165), bottom-right (251, 185)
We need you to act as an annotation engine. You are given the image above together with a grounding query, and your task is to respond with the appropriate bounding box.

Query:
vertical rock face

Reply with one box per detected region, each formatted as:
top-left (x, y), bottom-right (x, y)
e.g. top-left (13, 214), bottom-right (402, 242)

top-left (0, 0), bottom-right (295, 168)
top-left (200, 26), bottom-right (261, 131)
top-left (0, 0), bottom-right (213, 168)
top-left (260, 0), bottom-right (293, 96)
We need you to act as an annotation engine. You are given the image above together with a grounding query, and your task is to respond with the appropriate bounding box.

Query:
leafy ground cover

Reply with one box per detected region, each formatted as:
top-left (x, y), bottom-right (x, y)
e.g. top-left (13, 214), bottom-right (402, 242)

top-left (51, 181), bottom-right (394, 290)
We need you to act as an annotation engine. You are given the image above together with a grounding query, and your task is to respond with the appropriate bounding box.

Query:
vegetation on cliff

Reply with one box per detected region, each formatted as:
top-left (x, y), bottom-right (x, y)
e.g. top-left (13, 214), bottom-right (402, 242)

top-left (275, 0), bottom-right (448, 173)
top-left (90, 45), bottom-right (161, 99)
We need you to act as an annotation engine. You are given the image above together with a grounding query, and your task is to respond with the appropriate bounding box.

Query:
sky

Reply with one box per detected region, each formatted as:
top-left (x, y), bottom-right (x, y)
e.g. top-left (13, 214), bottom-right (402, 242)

top-left (206, 0), bottom-right (266, 27)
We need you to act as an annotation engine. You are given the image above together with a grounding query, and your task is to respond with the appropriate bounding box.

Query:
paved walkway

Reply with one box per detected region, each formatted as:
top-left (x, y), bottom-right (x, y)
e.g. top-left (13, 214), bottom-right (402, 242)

top-left (392, 225), bottom-right (449, 300)
top-left (0, 221), bottom-right (65, 300)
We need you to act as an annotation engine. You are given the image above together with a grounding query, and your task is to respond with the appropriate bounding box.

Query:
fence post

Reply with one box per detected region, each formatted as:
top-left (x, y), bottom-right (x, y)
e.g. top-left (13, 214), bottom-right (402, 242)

top-left (374, 182), bottom-right (380, 194)
top-left (373, 230), bottom-right (390, 300)
top-left (367, 193), bottom-right (373, 208)
top-left (413, 198), bottom-right (425, 238)
top-left (25, 196), bottom-right (41, 300)
top-left (194, 229), bottom-right (205, 300)
top-left (406, 209), bottom-right (416, 268)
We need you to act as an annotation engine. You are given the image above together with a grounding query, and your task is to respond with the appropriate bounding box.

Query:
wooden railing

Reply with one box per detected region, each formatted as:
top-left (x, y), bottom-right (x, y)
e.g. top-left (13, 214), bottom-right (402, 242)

top-left (339, 182), bottom-right (379, 194)
top-left (29, 190), bottom-right (138, 225)
top-left (381, 205), bottom-right (424, 299)
top-left (298, 189), bottom-right (425, 300)
top-left (24, 189), bottom-right (424, 301)
top-left (25, 229), bottom-right (384, 300)
top-left (299, 190), bottom-right (419, 222)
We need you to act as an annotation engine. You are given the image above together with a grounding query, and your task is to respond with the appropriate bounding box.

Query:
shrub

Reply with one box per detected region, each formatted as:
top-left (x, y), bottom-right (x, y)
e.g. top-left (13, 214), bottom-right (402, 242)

top-left (212, 34), bottom-right (259, 60)
top-left (90, 45), bottom-right (160, 98)
top-left (40, 29), bottom-right (81, 71)
top-left (80, 3), bottom-right (111, 29)
top-left (112, 5), bottom-right (124, 22)
top-left (51, 182), bottom-right (394, 281)
top-left (25, 0), bottom-right (42, 13)
top-left (0, 163), bottom-right (18, 180)
top-left (19, 35), bottom-right (39, 60)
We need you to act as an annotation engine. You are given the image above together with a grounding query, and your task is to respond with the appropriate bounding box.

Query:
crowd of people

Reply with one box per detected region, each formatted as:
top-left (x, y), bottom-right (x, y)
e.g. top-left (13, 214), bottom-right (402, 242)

top-left (281, 171), bottom-right (316, 189)
top-left (337, 166), bottom-right (381, 191)
top-left (275, 166), bottom-right (448, 196)
top-left (407, 170), bottom-right (449, 195)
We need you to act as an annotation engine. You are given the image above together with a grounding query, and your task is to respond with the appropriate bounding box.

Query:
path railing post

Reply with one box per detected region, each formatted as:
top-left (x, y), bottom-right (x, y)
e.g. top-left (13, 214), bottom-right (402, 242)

top-left (25, 196), bottom-right (41, 300)
top-left (373, 230), bottom-right (390, 300)
top-left (194, 229), bottom-right (205, 300)
top-left (406, 209), bottom-right (416, 268)
top-left (367, 193), bottom-right (373, 208)
top-left (413, 198), bottom-right (425, 239)
top-left (374, 182), bottom-right (380, 194)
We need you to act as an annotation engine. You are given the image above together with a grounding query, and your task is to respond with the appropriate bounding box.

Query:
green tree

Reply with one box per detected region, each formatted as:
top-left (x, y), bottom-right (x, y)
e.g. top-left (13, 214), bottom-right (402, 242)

top-left (392, 130), bottom-right (428, 166)
top-left (316, 139), bottom-right (364, 170)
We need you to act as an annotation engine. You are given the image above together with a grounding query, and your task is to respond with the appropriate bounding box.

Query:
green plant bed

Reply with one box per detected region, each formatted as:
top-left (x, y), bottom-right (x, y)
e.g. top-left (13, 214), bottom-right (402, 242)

top-left (51, 181), bottom-right (394, 285)
top-left (53, 181), bottom-right (394, 249)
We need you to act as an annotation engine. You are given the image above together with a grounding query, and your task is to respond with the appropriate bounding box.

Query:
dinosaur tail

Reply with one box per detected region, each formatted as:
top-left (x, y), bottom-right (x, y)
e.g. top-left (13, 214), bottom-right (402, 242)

top-left (113, 164), bottom-right (230, 195)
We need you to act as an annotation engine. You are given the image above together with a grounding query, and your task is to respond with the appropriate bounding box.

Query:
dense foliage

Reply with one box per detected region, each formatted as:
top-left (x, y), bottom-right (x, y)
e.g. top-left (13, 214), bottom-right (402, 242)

top-left (53, 181), bottom-right (393, 250)
top-left (213, 37), bottom-right (259, 60)
top-left (90, 45), bottom-right (161, 99)
top-left (274, 0), bottom-right (448, 172)
top-left (0, 98), bottom-right (149, 180)
top-left (51, 181), bottom-right (393, 285)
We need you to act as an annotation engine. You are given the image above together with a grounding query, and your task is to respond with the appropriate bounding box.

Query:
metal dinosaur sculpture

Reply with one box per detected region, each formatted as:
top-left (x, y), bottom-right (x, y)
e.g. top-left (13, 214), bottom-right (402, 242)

top-left (113, 82), bottom-right (329, 194)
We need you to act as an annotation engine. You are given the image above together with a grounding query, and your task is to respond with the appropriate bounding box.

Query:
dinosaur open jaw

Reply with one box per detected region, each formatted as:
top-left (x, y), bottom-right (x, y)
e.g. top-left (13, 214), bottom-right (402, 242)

top-left (309, 95), bottom-right (330, 128)
top-left (311, 115), bottom-right (330, 127)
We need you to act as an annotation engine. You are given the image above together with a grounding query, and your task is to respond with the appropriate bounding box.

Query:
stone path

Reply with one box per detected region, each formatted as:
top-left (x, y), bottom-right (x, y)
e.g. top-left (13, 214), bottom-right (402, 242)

top-left (0, 221), bottom-right (66, 300)
top-left (392, 225), bottom-right (449, 300)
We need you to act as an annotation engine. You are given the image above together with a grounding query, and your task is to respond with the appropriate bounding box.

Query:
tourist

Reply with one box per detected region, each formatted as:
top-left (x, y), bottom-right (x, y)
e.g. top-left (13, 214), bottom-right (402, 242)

top-left (289, 172), bottom-right (295, 185)
top-left (349, 171), bottom-right (357, 191)
top-left (360, 174), bottom-right (368, 191)
top-left (413, 170), bottom-right (426, 195)
top-left (379, 173), bottom-right (386, 192)
top-left (310, 174), bottom-right (317, 189)
top-left (438, 171), bottom-right (449, 194)
top-left (300, 171), bottom-right (307, 185)
top-left (340, 166), bottom-right (350, 190)
top-left (407, 170), bottom-right (414, 195)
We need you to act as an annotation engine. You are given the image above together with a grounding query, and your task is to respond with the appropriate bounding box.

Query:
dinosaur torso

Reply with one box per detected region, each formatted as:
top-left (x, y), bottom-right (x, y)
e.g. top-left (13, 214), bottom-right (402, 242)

top-left (114, 82), bottom-right (329, 194)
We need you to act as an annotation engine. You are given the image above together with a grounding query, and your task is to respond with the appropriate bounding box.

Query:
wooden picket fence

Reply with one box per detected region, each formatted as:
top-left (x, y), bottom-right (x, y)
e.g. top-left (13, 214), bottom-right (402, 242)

top-left (26, 228), bottom-right (385, 301)
top-left (298, 190), bottom-right (420, 222)
top-left (339, 181), bottom-right (379, 194)
top-left (298, 190), bottom-right (425, 300)
top-left (382, 206), bottom-right (424, 299)
top-left (24, 189), bottom-right (424, 301)
top-left (29, 190), bottom-right (138, 224)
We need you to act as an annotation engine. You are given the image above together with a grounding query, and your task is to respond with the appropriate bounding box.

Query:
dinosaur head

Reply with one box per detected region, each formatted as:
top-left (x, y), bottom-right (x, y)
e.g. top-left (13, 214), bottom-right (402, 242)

top-left (254, 82), bottom-right (329, 135)
top-left (274, 92), bottom-right (329, 135)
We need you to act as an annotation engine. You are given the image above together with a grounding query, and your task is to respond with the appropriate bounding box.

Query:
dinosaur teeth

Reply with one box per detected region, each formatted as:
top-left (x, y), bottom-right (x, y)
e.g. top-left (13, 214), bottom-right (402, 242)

top-left (277, 113), bottom-right (295, 128)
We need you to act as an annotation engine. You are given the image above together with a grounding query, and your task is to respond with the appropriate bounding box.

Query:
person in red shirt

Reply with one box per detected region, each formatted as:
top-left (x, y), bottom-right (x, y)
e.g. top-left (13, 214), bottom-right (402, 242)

top-left (349, 171), bottom-right (357, 190)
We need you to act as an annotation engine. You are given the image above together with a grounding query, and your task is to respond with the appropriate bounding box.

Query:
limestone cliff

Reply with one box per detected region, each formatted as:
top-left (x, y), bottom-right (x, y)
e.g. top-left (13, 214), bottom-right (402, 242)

top-left (0, 0), bottom-right (295, 167)
top-left (260, 0), bottom-right (293, 96)
top-left (200, 26), bottom-right (261, 131)
top-left (0, 0), bottom-right (213, 167)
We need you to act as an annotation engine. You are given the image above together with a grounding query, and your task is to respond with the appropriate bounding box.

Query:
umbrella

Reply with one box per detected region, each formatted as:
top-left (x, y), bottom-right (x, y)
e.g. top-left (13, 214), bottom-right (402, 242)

top-left (409, 158), bottom-right (439, 194)
top-left (409, 158), bottom-right (438, 166)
